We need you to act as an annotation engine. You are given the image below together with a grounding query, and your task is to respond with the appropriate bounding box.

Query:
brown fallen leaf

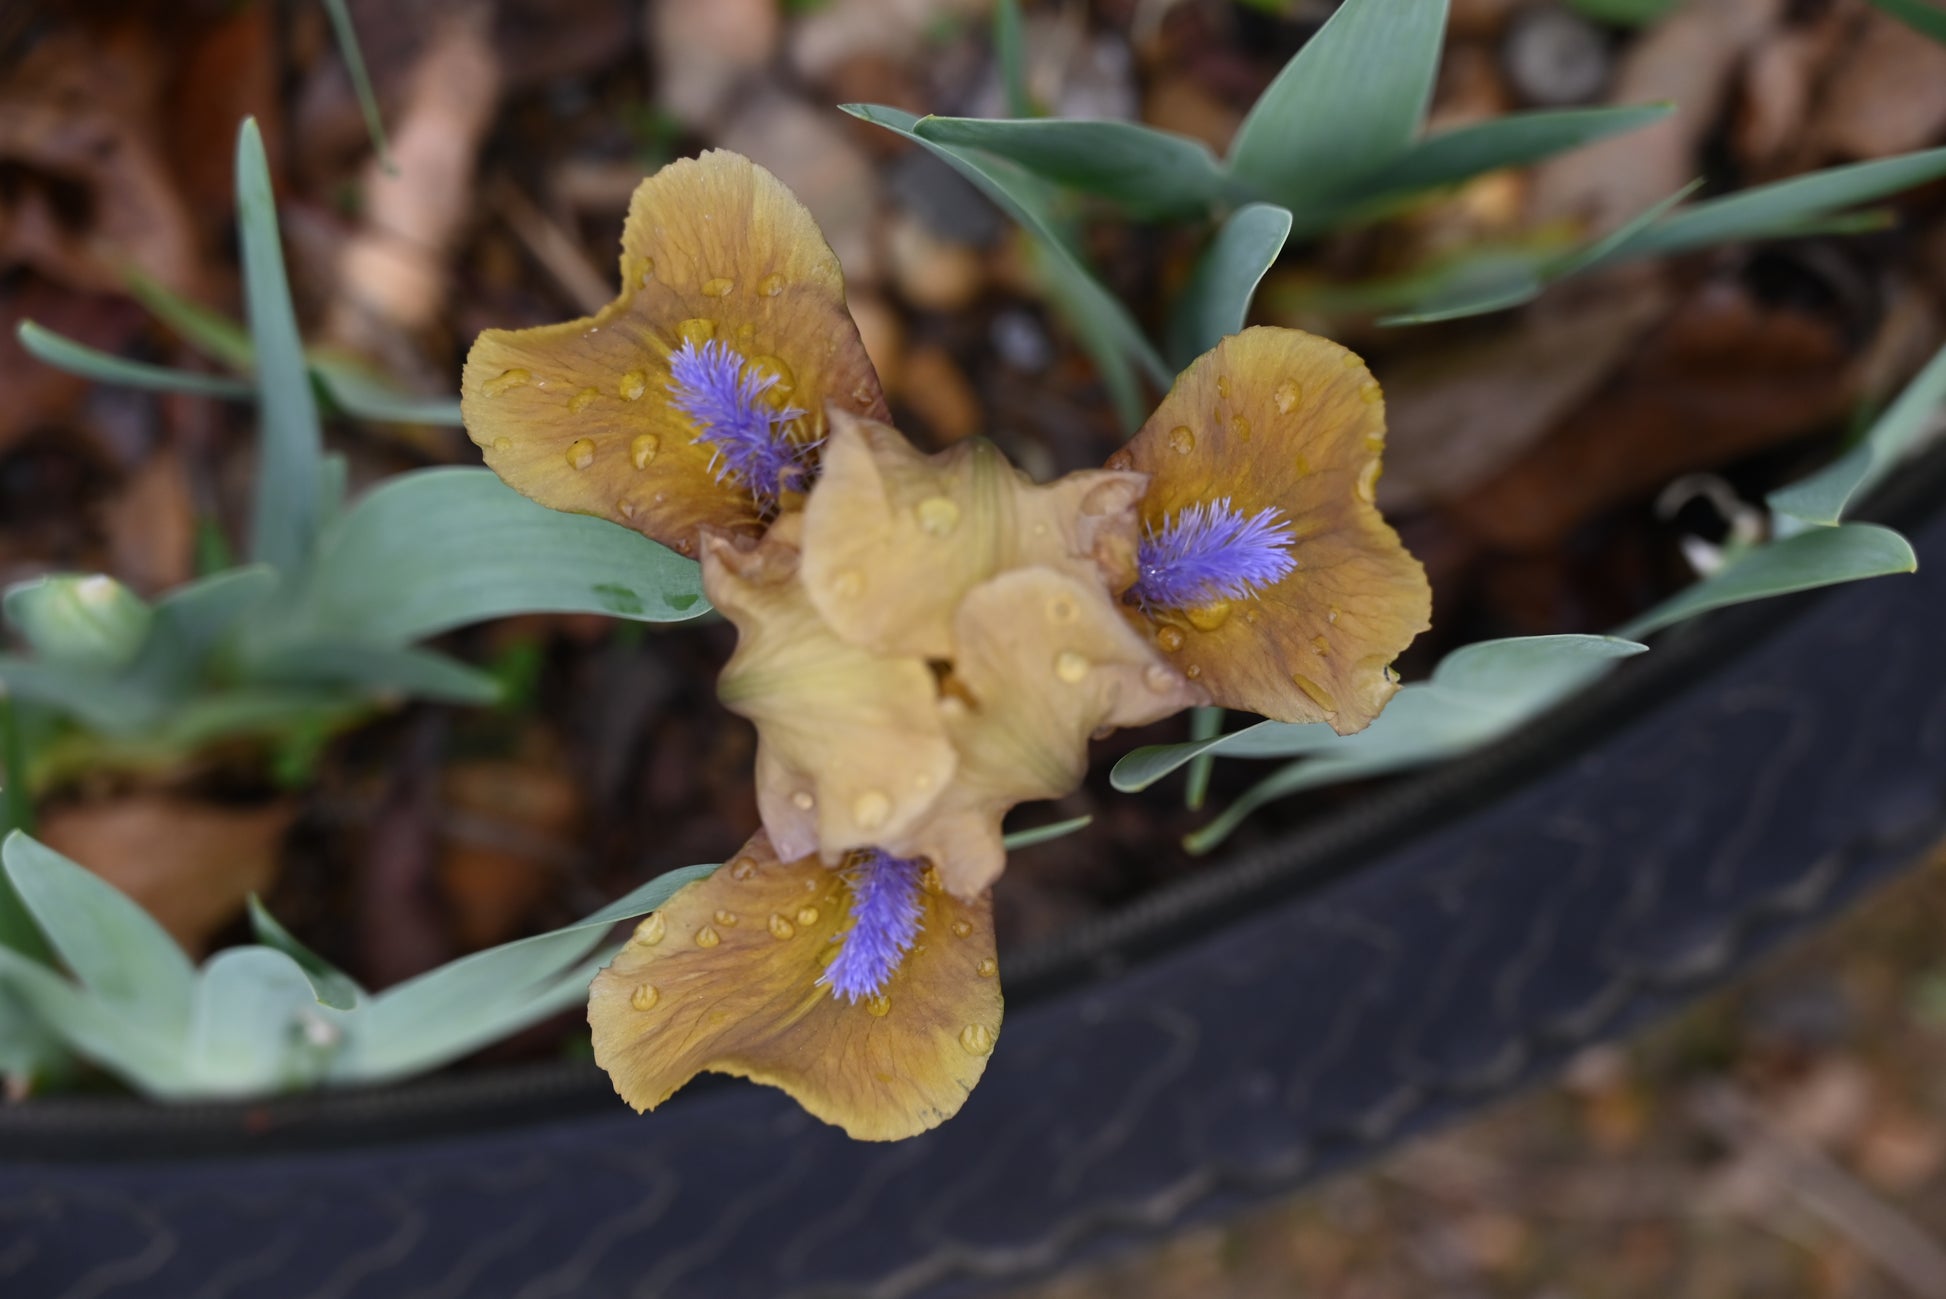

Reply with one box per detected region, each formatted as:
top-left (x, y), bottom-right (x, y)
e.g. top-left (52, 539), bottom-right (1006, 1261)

top-left (98, 446), bottom-right (195, 596)
top-left (438, 759), bottom-right (582, 950)
top-left (1812, 8), bottom-right (1946, 164)
top-left (38, 794), bottom-right (295, 958)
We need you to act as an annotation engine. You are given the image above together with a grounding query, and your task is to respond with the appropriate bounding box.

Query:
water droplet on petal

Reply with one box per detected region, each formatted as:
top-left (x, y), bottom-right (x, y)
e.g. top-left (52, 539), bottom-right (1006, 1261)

top-left (730, 856), bottom-right (758, 881)
top-left (768, 913), bottom-right (795, 940)
top-left (677, 318), bottom-right (716, 347)
top-left (864, 993), bottom-right (892, 1018)
top-left (1274, 380), bottom-right (1303, 413)
top-left (695, 925), bottom-right (721, 948)
top-left (950, 919), bottom-right (974, 938)
top-left (630, 434), bottom-right (660, 469)
top-left (631, 984), bottom-right (659, 1011)
top-left (976, 957), bottom-right (998, 978)
top-left (831, 569), bottom-right (863, 598)
top-left (1356, 459), bottom-right (1381, 504)
top-left (1047, 596), bottom-right (1078, 624)
top-left (565, 438), bottom-right (596, 470)
top-left (1054, 650), bottom-right (1090, 683)
top-left (490, 436), bottom-right (513, 453)
top-left (713, 909), bottom-right (738, 927)
top-left (1312, 634), bottom-right (1330, 656)
top-left (701, 277), bottom-right (734, 298)
top-left (746, 354), bottom-right (796, 397)
top-left (1167, 425), bottom-right (1195, 454)
top-left (797, 905), bottom-right (820, 926)
top-left (1105, 449), bottom-right (1134, 471)
top-left (791, 789), bottom-right (815, 810)
top-left (1232, 413), bottom-right (1252, 440)
top-left (483, 368), bottom-right (531, 397)
top-left (852, 790), bottom-right (891, 830)
top-left (617, 498), bottom-right (637, 520)
top-left (1291, 673), bottom-right (1338, 714)
top-left (639, 259), bottom-right (655, 285)
top-left (959, 1023), bottom-right (996, 1055)
top-left (1144, 664), bottom-right (1179, 691)
top-left (634, 913), bottom-right (666, 946)
top-left (915, 496), bottom-right (961, 537)
top-left (620, 370), bottom-right (648, 401)
top-left (1216, 374), bottom-right (1232, 399)
top-left (759, 273), bottom-right (786, 297)
top-left (1156, 625), bottom-right (1186, 652)
top-left (1185, 600), bottom-right (1232, 632)
top-left (1360, 379), bottom-right (1383, 405)
top-left (1185, 663), bottom-right (1203, 679)
top-left (568, 386), bottom-right (599, 414)
top-left (920, 864), bottom-right (943, 895)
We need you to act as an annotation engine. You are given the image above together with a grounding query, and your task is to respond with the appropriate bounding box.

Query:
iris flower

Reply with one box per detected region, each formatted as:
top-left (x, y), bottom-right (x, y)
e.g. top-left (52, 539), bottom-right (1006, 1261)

top-left (463, 153), bottom-right (1428, 1141)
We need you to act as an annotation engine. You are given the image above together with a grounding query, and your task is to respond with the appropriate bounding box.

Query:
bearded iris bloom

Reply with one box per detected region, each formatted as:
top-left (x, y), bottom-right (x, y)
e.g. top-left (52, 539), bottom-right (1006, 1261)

top-left (1110, 327), bottom-right (1432, 733)
top-left (459, 150), bottom-right (885, 555)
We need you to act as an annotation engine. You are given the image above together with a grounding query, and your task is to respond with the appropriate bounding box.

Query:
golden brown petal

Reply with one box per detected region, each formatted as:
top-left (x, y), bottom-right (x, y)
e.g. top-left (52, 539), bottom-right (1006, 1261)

top-left (589, 832), bottom-right (1002, 1141)
top-left (888, 567), bottom-right (1203, 896)
top-left (1118, 327), bottom-right (1431, 733)
top-left (798, 412), bottom-right (1150, 658)
top-left (460, 151), bottom-right (887, 554)
top-left (704, 527), bottom-right (956, 864)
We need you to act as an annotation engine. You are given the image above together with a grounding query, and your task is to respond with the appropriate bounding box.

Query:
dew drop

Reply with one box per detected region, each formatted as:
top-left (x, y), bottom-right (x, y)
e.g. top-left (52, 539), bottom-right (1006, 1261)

top-left (1274, 380), bottom-right (1303, 414)
top-left (1216, 374), bottom-right (1232, 399)
top-left (630, 433), bottom-right (660, 469)
top-left (1166, 425), bottom-right (1196, 454)
top-left (1356, 459), bottom-right (1381, 504)
top-left (677, 318), bottom-right (716, 347)
top-left (915, 496), bottom-right (961, 537)
top-left (1047, 595), bottom-right (1078, 624)
top-left (768, 913), bottom-right (796, 940)
top-left (1105, 449), bottom-right (1134, 472)
top-left (1054, 650), bottom-right (1090, 683)
top-left (568, 386), bottom-right (599, 414)
top-left (864, 993), bottom-right (892, 1018)
top-left (695, 925), bottom-right (721, 948)
top-left (620, 370), bottom-right (648, 401)
top-left (1291, 673), bottom-right (1338, 714)
top-left (630, 984), bottom-right (659, 1011)
top-left (950, 919), bottom-right (974, 938)
top-left (831, 569), bottom-right (864, 598)
top-left (1144, 664), bottom-right (1179, 692)
top-left (920, 864), bottom-right (944, 895)
top-left (1185, 600), bottom-right (1232, 632)
top-left (483, 368), bottom-right (532, 397)
top-left (1359, 379), bottom-right (1383, 406)
top-left (490, 436), bottom-right (513, 453)
top-left (976, 957), bottom-right (998, 978)
top-left (759, 273), bottom-right (787, 297)
top-left (1243, 607), bottom-right (1260, 624)
top-left (1185, 663), bottom-right (1203, 679)
top-left (1155, 625), bottom-right (1186, 652)
top-left (701, 277), bottom-right (734, 298)
top-left (959, 1023), bottom-right (996, 1055)
top-left (617, 498), bottom-right (637, 520)
top-left (634, 912), bottom-right (666, 946)
top-left (746, 354), bottom-right (796, 396)
top-left (713, 908), bottom-right (739, 927)
top-left (565, 438), bottom-right (596, 470)
top-left (727, 859), bottom-right (758, 883)
top-left (1294, 453), bottom-right (1312, 476)
top-left (797, 905), bottom-right (821, 926)
top-left (1311, 634), bottom-right (1330, 656)
top-left (1232, 413), bottom-right (1252, 441)
top-left (852, 789), bottom-right (892, 830)
top-left (639, 258), bottom-right (655, 285)
top-left (791, 790), bottom-right (815, 811)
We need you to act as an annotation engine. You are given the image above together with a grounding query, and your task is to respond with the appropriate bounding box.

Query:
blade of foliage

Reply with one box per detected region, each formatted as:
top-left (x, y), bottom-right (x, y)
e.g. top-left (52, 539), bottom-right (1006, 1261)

top-left (1178, 637), bottom-right (1647, 852)
top-left (237, 118), bottom-right (326, 575)
top-left (321, 0), bottom-right (396, 174)
top-left (186, 947), bottom-right (330, 1094)
top-left (125, 566), bottom-right (279, 702)
top-left (2, 832), bottom-right (196, 1033)
top-left (0, 944), bottom-right (186, 1092)
top-left (124, 268), bottom-right (256, 370)
top-left (1867, 0), bottom-right (1946, 42)
top-left (1618, 523), bottom-right (1916, 639)
top-left (1001, 816), bottom-right (1092, 851)
top-left (15, 322), bottom-right (251, 399)
top-left (0, 708), bottom-right (49, 964)
top-left (1769, 341), bottom-right (1946, 526)
top-left (4, 575), bottom-right (152, 671)
top-left (1165, 203), bottom-right (1293, 368)
top-left (276, 468), bottom-right (707, 646)
top-left (248, 896), bottom-right (363, 1010)
top-left (331, 862), bottom-right (719, 1082)
top-left (244, 643), bottom-right (502, 705)
top-left (1183, 706), bottom-right (1222, 811)
top-left (1227, 0), bottom-right (1448, 208)
top-left (1314, 104), bottom-right (1671, 232)
top-left (1610, 148), bottom-right (1946, 260)
top-left (913, 116), bottom-right (1233, 217)
top-left (312, 358), bottom-right (464, 426)
top-left (1029, 239), bottom-right (1147, 431)
top-left (1116, 635), bottom-right (1644, 793)
top-left (994, 0), bottom-right (1034, 118)
top-left (0, 659), bottom-right (158, 734)
top-left (1565, 0), bottom-right (1680, 24)
top-left (842, 104), bottom-right (1169, 389)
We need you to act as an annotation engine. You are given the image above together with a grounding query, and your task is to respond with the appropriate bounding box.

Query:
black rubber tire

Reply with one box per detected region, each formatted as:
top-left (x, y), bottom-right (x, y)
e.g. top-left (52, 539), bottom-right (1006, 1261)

top-left (4, 450), bottom-right (1944, 1299)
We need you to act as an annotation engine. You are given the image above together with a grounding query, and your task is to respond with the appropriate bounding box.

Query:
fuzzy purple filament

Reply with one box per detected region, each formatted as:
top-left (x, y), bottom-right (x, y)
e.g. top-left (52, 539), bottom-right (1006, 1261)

top-left (1131, 498), bottom-right (1298, 609)
top-left (668, 339), bottom-right (809, 504)
top-left (820, 849), bottom-right (924, 1002)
